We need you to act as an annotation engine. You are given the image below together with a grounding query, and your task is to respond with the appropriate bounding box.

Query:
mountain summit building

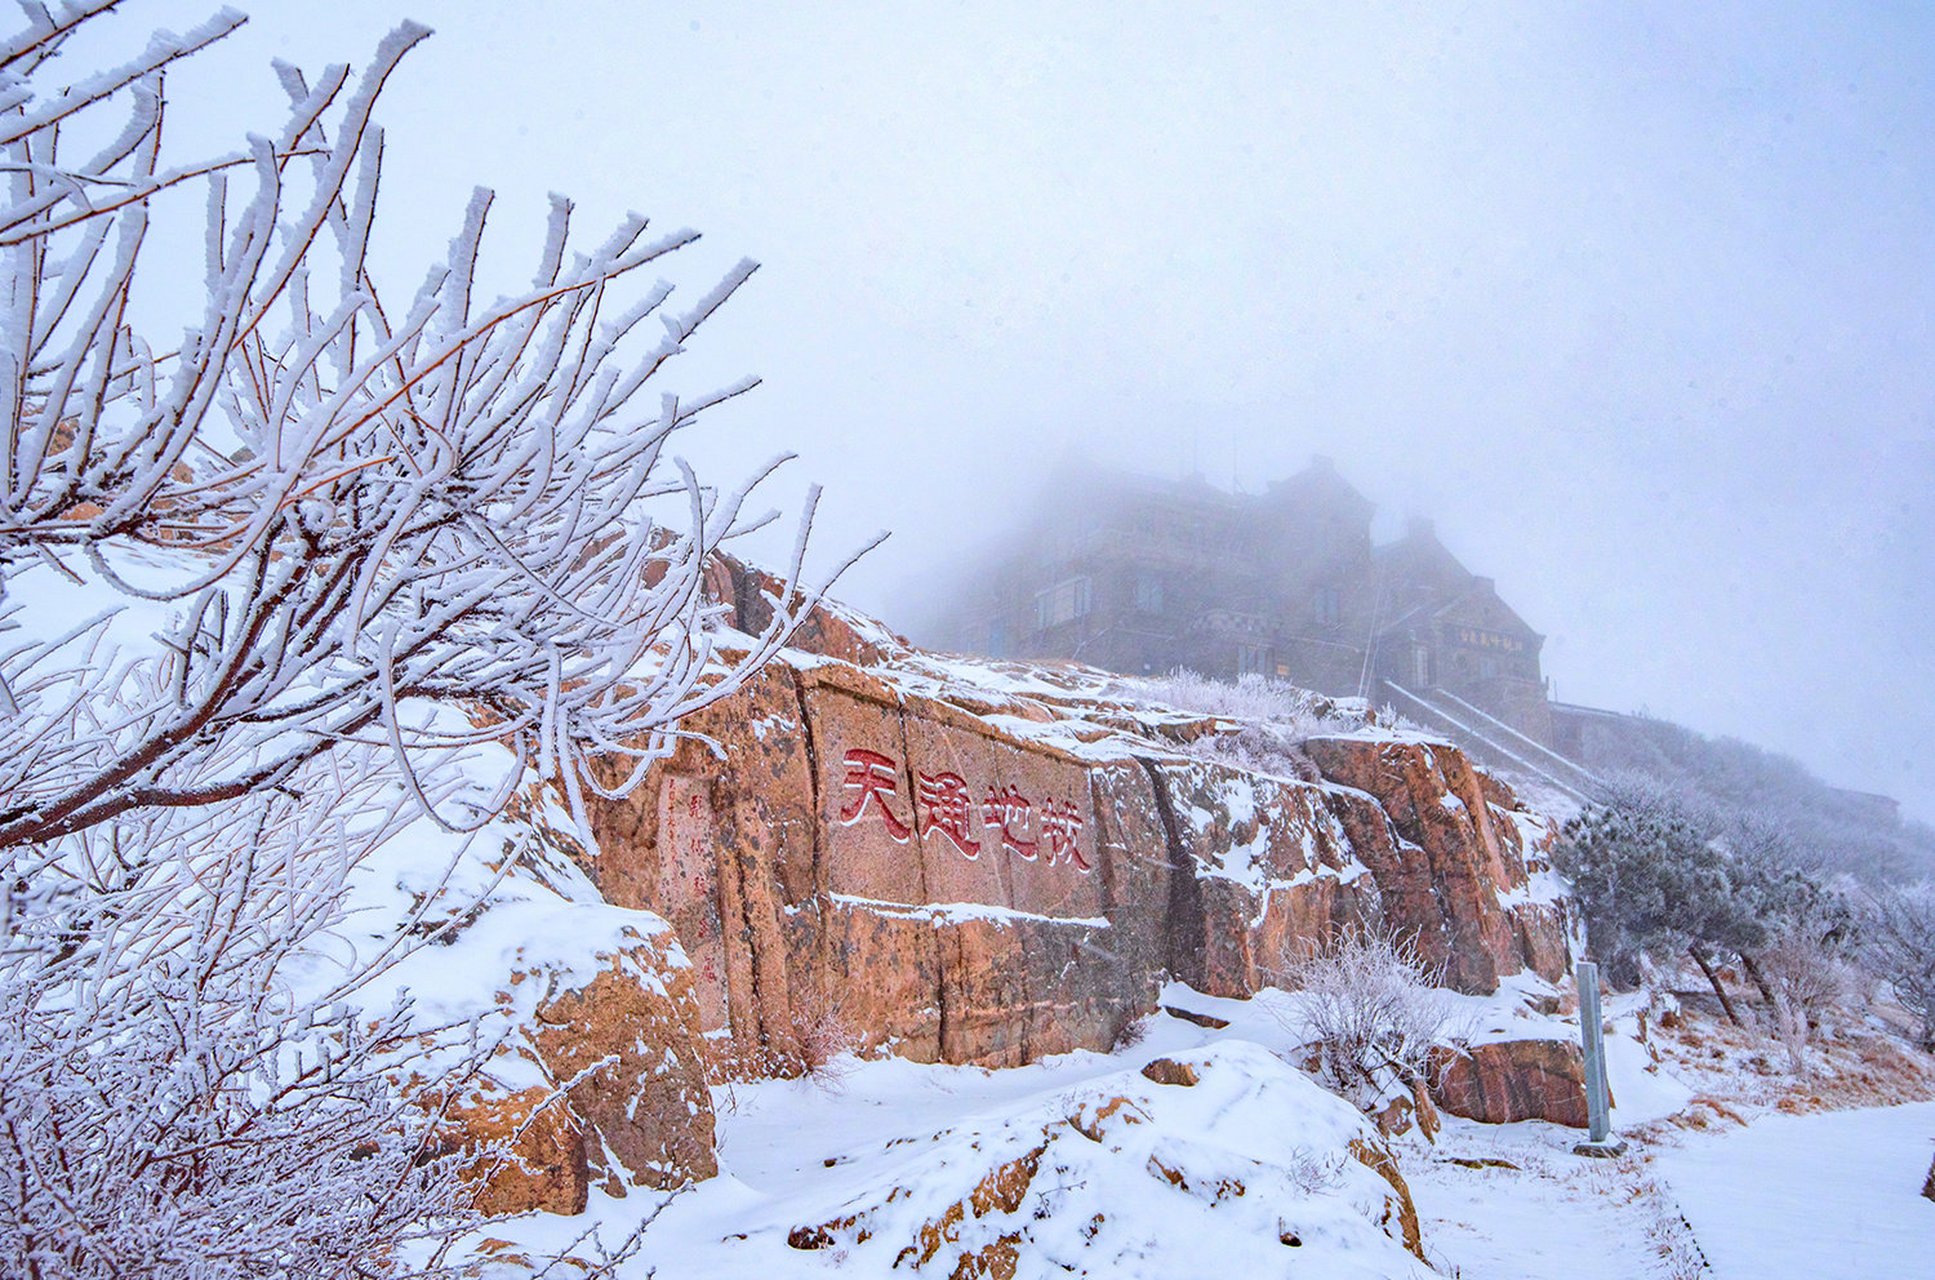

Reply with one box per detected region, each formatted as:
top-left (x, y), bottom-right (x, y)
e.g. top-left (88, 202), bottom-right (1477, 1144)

top-left (928, 458), bottom-right (1555, 745)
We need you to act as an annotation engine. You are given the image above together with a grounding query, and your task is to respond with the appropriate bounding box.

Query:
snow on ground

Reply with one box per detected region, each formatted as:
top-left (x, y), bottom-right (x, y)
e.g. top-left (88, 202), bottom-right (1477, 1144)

top-left (1411, 992), bottom-right (1935, 1280)
top-left (500, 999), bottom-right (1435, 1279)
top-left (1403, 989), bottom-right (1705, 1280)
top-left (1404, 1120), bottom-right (1701, 1280)
top-left (485, 979), bottom-right (1933, 1279)
top-left (1657, 1100), bottom-right (1935, 1280)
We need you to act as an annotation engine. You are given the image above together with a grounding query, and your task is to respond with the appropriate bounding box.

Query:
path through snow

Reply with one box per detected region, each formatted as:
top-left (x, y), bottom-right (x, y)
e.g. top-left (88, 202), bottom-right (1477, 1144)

top-left (1657, 1099), bottom-right (1935, 1279)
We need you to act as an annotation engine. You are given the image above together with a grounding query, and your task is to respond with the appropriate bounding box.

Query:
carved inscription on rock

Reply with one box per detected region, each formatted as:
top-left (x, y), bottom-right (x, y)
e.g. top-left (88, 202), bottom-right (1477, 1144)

top-left (655, 774), bottom-right (726, 1030)
top-left (809, 686), bottom-right (1102, 921)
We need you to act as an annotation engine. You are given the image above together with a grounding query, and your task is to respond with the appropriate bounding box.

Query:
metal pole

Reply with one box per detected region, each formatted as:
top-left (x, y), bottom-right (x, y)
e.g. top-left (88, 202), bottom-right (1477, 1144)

top-left (1574, 960), bottom-right (1627, 1156)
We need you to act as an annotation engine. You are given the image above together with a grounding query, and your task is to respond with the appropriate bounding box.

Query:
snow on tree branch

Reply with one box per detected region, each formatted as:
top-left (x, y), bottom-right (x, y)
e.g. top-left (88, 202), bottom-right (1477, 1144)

top-left (0, 3), bottom-right (869, 852)
top-left (0, 5), bottom-right (861, 1273)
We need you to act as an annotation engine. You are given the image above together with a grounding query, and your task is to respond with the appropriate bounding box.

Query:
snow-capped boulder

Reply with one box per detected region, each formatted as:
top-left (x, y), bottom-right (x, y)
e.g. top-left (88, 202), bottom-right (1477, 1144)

top-left (779, 1042), bottom-right (1433, 1278)
top-left (1432, 1037), bottom-right (1591, 1129)
top-left (332, 802), bottom-right (720, 1215)
top-left (525, 924), bottom-right (717, 1194)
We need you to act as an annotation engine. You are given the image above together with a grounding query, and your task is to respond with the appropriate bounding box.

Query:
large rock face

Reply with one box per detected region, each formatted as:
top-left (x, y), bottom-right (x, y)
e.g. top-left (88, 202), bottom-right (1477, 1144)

top-left (583, 659), bottom-right (1148, 1070)
top-left (389, 584), bottom-right (1577, 1220)
top-left (1304, 735), bottom-right (1569, 993)
top-left (567, 619), bottom-right (1572, 1075)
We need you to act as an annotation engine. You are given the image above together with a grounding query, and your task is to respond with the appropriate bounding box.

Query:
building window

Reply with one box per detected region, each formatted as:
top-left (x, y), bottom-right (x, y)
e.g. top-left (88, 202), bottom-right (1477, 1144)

top-left (1314, 586), bottom-right (1342, 626)
top-left (1134, 574), bottom-right (1165, 614)
top-left (1479, 654), bottom-right (1499, 680)
top-left (1411, 643), bottom-right (1433, 687)
top-left (1034, 576), bottom-right (1092, 632)
top-left (1238, 643), bottom-right (1273, 677)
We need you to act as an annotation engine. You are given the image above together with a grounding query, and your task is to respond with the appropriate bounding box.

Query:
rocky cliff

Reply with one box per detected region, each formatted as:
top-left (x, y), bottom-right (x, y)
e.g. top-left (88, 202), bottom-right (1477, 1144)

top-left (395, 583), bottom-right (1577, 1215)
top-left (569, 581), bottom-right (1571, 1079)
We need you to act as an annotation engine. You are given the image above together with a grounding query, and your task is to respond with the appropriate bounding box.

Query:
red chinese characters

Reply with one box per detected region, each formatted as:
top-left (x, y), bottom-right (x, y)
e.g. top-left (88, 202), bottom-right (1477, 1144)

top-left (917, 771), bottom-right (982, 859)
top-left (1039, 798), bottom-right (1090, 871)
top-left (838, 748), bottom-right (910, 842)
top-left (982, 784), bottom-right (1039, 861)
top-left (837, 748), bottom-right (1090, 874)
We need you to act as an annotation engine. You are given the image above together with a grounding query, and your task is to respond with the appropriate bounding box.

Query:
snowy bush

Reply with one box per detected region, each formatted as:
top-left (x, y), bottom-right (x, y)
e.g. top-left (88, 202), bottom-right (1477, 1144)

top-left (1757, 927), bottom-right (1861, 1074)
top-left (1275, 927), bottom-right (1457, 1114)
top-left (1554, 803), bottom-right (1771, 996)
top-left (0, 753), bottom-right (496, 1279)
top-left (1864, 882), bottom-right (1935, 1050)
top-left (1556, 797), bottom-right (1869, 1064)
top-left (0, 3), bottom-right (846, 1274)
top-left (1113, 670), bottom-right (1371, 780)
top-left (790, 999), bottom-right (861, 1088)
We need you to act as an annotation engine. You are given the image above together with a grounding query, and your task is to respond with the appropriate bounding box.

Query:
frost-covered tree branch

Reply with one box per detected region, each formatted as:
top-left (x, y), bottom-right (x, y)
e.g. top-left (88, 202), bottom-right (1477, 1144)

top-left (0, 748), bottom-right (498, 1279)
top-left (0, 4), bottom-right (864, 1274)
top-left (1865, 883), bottom-right (1935, 1050)
top-left (0, 2), bottom-right (868, 852)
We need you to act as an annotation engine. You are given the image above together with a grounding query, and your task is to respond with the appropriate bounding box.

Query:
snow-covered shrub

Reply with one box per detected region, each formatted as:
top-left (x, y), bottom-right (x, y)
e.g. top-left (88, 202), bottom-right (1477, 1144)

top-left (1758, 930), bottom-right (1860, 1074)
top-left (1741, 871), bottom-right (1863, 1072)
top-left (1275, 928), bottom-right (1457, 1114)
top-left (790, 1000), bottom-right (860, 1087)
top-left (1863, 882), bottom-right (1935, 1050)
top-left (0, 753), bottom-right (493, 1280)
top-left (1113, 670), bottom-right (1371, 780)
top-left (1554, 802), bottom-right (1770, 997)
top-left (0, 2), bottom-right (848, 1273)
top-left (1558, 798), bottom-right (1870, 1058)
top-left (1589, 716), bottom-right (1935, 884)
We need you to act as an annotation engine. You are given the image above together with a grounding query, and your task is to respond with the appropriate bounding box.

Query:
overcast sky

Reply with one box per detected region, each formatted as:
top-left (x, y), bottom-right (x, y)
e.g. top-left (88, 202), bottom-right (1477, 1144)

top-left (93, 2), bottom-right (1935, 817)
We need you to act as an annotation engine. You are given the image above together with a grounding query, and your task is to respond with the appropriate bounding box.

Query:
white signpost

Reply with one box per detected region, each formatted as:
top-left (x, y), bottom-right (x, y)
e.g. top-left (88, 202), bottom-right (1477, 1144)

top-left (1573, 960), bottom-right (1628, 1157)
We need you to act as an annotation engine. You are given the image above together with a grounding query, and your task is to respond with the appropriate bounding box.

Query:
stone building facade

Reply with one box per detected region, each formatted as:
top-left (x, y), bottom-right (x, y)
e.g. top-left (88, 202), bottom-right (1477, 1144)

top-left (930, 458), bottom-right (1554, 744)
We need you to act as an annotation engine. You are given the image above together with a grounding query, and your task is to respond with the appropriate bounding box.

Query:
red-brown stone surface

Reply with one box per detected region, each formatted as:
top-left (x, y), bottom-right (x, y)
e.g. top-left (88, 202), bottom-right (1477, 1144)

top-left (1432, 1038), bottom-right (1591, 1128)
top-left (1145, 759), bottom-right (1382, 998)
top-left (440, 919), bottom-right (717, 1215)
top-left (567, 644), bottom-right (1570, 1077)
top-left (448, 1083), bottom-right (589, 1217)
top-left (1304, 735), bottom-right (1563, 993)
top-left (527, 929), bottom-right (719, 1193)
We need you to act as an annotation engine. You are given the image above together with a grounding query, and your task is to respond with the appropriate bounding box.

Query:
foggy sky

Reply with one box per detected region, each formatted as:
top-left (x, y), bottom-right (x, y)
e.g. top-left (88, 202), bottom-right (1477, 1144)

top-left (89, 2), bottom-right (1935, 817)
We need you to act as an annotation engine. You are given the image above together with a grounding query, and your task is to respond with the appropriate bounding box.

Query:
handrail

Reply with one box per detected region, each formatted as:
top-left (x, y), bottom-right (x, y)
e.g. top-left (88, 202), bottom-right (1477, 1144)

top-left (1430, 688), bottom-right (1605, 789)
top-left (1382, 682), bottom-right (1592, 805)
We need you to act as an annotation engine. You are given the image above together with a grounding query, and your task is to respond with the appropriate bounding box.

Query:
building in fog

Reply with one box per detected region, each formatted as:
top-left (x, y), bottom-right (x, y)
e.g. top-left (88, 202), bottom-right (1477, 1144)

top-left (930, 457), bottom-right (1554, 744)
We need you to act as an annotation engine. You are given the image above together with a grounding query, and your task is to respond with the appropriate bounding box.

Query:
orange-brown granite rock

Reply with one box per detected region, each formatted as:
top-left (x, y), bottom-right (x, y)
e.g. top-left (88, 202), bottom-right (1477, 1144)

top-left (527, 928), bottom-right (718, 1193)
top-left (448, 1083), bottom-right (589, 1217)
top-left (1432, 1038), bottom-right (1591, 1128)
top-left (565, 637), bottom-right (1570, 1080)
top-left (1305, 735), bottom-right (1563, 993)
